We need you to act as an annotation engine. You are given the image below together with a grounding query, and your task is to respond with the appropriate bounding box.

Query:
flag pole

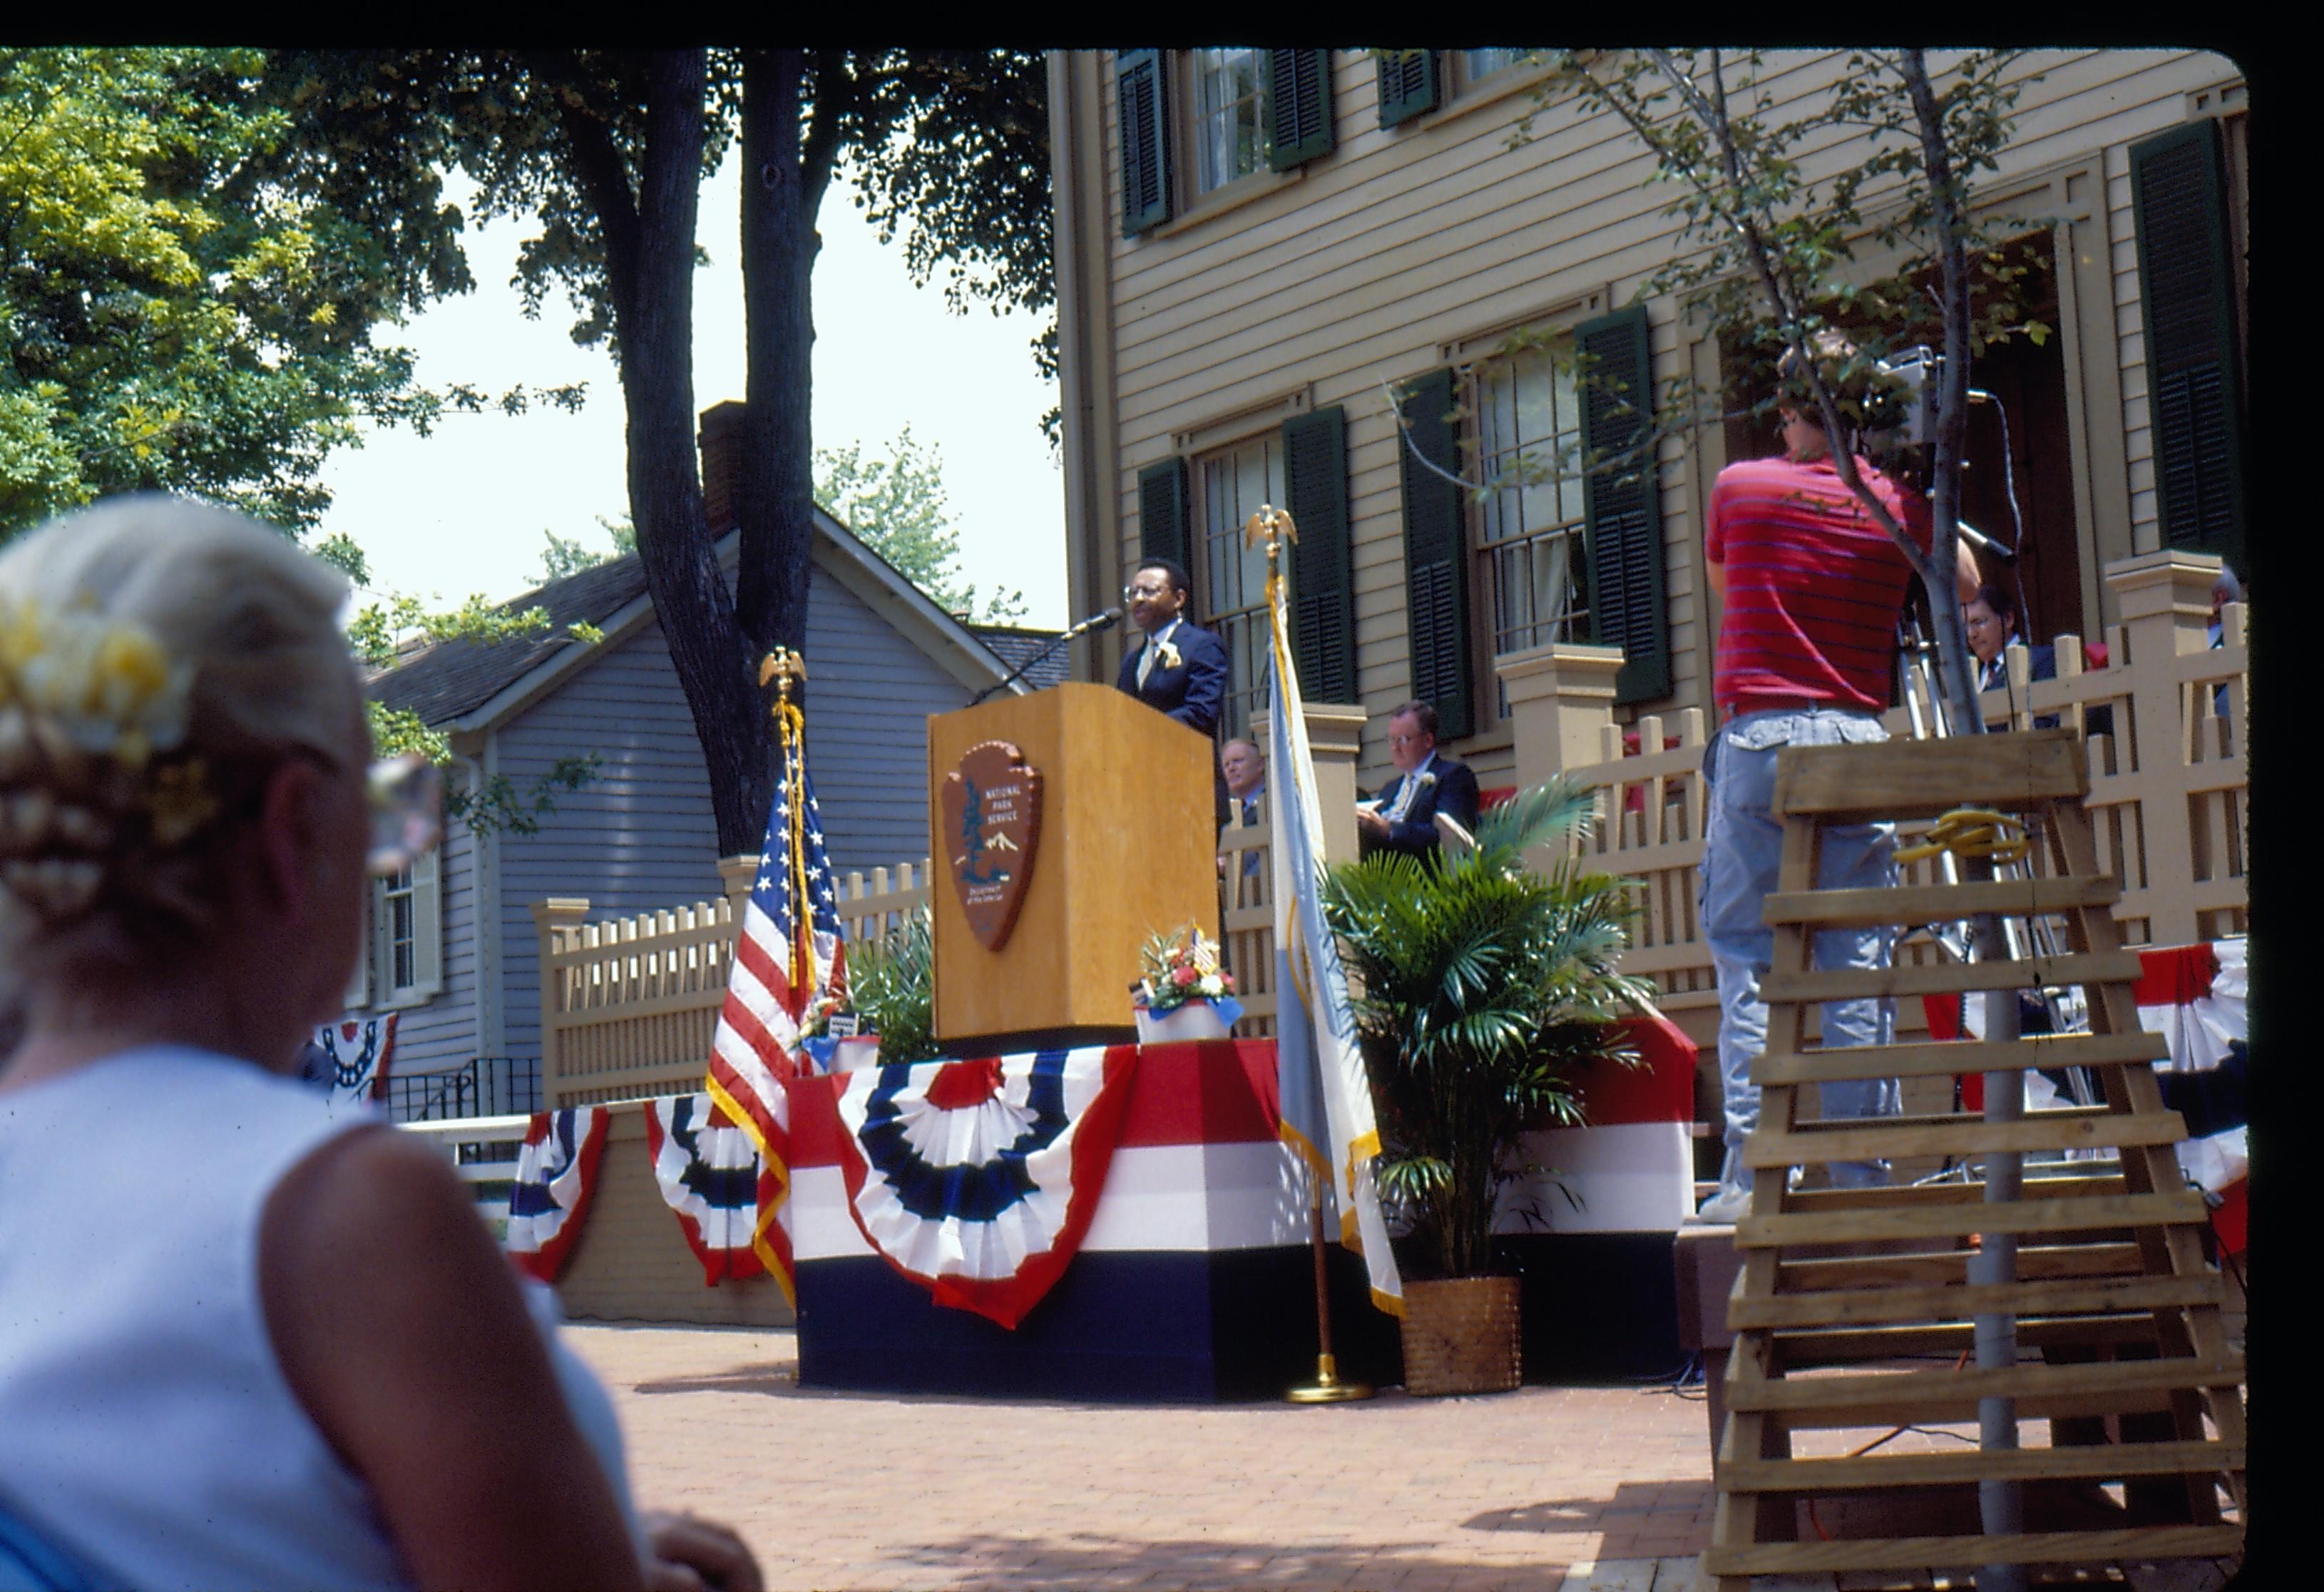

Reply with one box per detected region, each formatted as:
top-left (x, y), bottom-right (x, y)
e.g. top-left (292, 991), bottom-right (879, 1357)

top-left (1247, 502), bottom-right (1373, 1407)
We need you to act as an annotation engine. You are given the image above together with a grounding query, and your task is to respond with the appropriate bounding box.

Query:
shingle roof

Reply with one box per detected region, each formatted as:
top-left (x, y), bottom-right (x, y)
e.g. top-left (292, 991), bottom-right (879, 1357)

top-left (367, 553), bottom-right (652, 726)
top-left (970, 625), bottom-right (1070, 690)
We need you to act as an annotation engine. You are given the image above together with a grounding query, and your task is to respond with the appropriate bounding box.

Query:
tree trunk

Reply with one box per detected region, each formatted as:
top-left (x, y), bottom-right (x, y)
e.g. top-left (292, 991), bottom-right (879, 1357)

top-left (613, 51), bottom-right (776, 856)
top-left (737, 49), bottom-right (819, 680)
top-left (1902, 50), bottom-right (1989, 736)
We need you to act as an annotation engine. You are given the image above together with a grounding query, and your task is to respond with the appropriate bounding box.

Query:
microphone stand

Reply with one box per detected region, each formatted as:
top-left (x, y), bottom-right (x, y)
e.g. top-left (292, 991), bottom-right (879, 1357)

top-left (968, 609), bottom-right (1122, 705)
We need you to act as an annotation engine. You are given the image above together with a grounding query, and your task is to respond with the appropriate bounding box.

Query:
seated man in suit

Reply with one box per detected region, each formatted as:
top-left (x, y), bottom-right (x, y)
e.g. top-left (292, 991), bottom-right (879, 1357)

top-left (1115, 557), bottom-right (1232, 824)
top-left (1218, 738), bottom-right (1266, 883)
top-left (1356, 700), bottom-right (1480, 862)
top-left (1963, 582), bottom-right (2057, 729)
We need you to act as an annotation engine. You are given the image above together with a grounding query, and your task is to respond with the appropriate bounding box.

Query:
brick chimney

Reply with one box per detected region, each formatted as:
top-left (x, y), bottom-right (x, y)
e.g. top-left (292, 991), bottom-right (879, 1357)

top-left (697, 400), bottom-right (746, 534)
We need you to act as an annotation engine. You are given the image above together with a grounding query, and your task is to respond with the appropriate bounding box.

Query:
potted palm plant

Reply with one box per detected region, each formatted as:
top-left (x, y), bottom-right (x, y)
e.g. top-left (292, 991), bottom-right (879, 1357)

top-left (838, 905), bottom-right (939, 1066)
top-left (1321, 779), bottom-right (1649, 1394)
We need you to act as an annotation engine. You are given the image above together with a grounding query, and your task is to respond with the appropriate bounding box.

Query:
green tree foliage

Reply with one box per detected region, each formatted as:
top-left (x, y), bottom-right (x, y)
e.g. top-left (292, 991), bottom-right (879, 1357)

top-left (1492, 49), bottom-right (2042, 727)
top-left (259, 50), bottom-right (1053, 856)
top-left (1322, 781), bottom-right (1650, 1280)
top-left (817, 427), bottom-right (1024, 623)
top-left (0, 48), bottom-right (580, 541)
top-left (1, 51), bottom-right (607, 835)
top-left (536, 514), bottom-right (636, 583)
top-left (0, 49), bottom-right (413, 533)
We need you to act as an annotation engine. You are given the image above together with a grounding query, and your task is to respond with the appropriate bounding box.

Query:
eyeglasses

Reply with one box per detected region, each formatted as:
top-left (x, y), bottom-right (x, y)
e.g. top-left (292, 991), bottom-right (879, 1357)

top-left (1388, 733), bottom-right (1427, 747)
top-left (366, 753), bottom-right (444, 877)
top-left (1122, 581), bottom-right (1172, 601)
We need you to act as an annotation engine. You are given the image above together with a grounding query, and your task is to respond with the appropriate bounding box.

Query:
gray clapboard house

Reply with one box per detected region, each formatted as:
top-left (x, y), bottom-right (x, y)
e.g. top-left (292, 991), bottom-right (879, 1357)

top-left (352, 504), bottom-right (1053, 1118)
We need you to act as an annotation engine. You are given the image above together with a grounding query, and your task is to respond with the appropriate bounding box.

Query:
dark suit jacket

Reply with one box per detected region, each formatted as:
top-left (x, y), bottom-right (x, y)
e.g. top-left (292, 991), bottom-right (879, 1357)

top-left (1980, 643), bottom-right (2059, 728)
top-left (1360, 754), bottom-right (1482, 861)
top-left (1115, 620), bottom-right (1229, 739)
top-left (1117, 620), bottom-right (1231, 826)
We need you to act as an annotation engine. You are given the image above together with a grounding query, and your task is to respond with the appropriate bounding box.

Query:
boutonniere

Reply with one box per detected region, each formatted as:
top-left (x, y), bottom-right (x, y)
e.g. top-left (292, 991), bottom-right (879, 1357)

top-left (1416, 771), bottom-right (1438, 790)
top-left (1154, 638), bottom-right (1183, 671)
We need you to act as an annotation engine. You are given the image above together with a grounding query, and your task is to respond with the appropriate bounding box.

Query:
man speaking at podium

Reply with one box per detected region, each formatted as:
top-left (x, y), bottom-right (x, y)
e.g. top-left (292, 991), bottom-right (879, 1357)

top-left (1115, 557), bottom-right (1232, 825)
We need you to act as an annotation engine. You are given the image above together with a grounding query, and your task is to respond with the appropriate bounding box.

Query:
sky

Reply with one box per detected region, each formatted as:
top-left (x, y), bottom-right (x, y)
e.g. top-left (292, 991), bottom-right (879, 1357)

top-left (315, 153), bottom-right (1069, 628)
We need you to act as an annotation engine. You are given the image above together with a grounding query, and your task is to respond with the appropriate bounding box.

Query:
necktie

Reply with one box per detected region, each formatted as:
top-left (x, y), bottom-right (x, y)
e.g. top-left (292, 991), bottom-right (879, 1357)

top-left (1137, 621), bottom-right (1177, 690)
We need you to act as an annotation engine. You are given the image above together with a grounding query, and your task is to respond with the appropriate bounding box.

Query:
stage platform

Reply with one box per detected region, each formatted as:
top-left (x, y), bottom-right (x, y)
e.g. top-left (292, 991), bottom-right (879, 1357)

top-left (783, 1028), bottom-right (1696, 1402)
top-left (784, 1040), bottom-right (1402, 1402)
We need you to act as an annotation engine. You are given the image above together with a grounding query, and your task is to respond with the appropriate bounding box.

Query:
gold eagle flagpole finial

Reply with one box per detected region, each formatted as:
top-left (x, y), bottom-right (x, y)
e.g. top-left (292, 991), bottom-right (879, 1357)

top-left (759, 647), bottom-right (809, 713)
top-left (1244, 504), bottom-right (1298, 578)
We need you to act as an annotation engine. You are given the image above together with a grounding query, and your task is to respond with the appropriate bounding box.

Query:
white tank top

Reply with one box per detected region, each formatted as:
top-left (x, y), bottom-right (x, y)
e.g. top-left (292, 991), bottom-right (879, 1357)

top-left (0, 1046), bottom-right (637, 1591)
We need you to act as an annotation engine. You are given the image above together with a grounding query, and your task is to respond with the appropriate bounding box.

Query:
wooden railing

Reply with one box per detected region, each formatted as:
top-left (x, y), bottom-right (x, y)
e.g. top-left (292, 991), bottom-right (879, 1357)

top-left (1217, 803), bottom-right (1276, 1038)
top-left (532, 862), bottom-right (927, 1108)
top-left (398, 1113), bottom-right (533, 1235)
top-left (1512, 550), bottom-right (2248, 1043)
top-left (526, 552), bottom-right (2245, 1091)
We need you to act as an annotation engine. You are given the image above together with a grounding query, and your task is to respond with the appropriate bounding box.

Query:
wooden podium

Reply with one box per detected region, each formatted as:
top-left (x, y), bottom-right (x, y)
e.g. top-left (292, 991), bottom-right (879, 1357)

top-left (926, 683), bottom-right (1219, 1048)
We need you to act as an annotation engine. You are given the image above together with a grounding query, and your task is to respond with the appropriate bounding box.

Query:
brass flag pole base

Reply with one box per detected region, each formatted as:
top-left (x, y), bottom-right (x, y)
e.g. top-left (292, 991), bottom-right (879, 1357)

top-left (1286, 1352), bottom-right (1373, 1404)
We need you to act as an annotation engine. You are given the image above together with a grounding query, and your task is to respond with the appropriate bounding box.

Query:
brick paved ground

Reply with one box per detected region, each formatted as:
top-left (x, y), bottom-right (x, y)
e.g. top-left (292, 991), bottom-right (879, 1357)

top-left (567, 1325), bottom-right (1719, 1591)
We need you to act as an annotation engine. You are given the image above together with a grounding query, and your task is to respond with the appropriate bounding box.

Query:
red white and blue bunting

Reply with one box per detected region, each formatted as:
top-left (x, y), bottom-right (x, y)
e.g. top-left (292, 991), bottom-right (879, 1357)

top-left (312, 1014), bottom-right (397, 1113)
top-left (506, 1106), bottom-right (611, 1282)
top-left (832, 1048), bottom-right (1137, 1329)
top-left (644, 1094), bottom-right (772, 1287)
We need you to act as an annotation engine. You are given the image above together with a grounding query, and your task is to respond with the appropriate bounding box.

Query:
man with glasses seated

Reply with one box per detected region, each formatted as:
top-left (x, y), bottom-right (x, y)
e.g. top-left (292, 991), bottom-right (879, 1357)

top-left (1115, 556), bottom-right (1232, 825)
top-left (1356, 700), bottom-right (1480, 863)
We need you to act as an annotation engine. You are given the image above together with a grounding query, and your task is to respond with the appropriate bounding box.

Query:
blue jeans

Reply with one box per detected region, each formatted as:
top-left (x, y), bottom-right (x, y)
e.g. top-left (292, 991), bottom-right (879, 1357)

top-left (1701, 709), bottom-right (1903, 1193)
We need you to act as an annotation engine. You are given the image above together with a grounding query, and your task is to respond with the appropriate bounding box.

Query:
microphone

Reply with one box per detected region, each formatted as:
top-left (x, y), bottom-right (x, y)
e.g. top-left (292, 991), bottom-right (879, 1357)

top-left (967, 606), bottom-right (1125, 705)
top-left (1957, 519), bottom-right (2017, 565)
top-left (1063, 605), bottom-right (1125, 639)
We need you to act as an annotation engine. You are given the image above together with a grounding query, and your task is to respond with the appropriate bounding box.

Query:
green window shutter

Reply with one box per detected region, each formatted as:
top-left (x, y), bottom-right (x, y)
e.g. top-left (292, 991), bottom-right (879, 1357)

top-left (1398, 369), bottom-right (1476, 740)
top-left (1117, 49), bottom-right (1173, 236)
top-left (1264, 50), bottom-right (1335, 170)
top-left (1575, 303), bottom-right (1672, 705)
top-left (1376, 49), bottom-right (1439, 129)
top-left (1138, 456), bottom-right (1190, 573)
top-left (1284, 406), bottom-right (1355, 703)
top-left (2131, 120), bottom-right (2246, 574)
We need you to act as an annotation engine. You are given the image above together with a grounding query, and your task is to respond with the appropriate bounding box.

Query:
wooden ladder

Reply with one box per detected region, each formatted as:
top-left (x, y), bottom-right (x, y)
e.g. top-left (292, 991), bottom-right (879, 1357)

top-left (1701, 728), bottom-right (2246, 1588)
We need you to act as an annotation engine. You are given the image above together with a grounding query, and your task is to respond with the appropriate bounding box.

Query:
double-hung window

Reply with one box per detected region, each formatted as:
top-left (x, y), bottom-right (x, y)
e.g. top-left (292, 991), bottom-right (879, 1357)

top-left (1120, 50), bottom-right (1334, 236)
top-left (1198, 435), bottom-right (1286, 740)
top-left (1189, 49), bottom-right (1267, 195)
top-left (1473, 346), bottom-right (1592, 720)
top-left (1396, 303), bottom-right (1668, 740)
top-left (1460, 49), bottom-right (1530, 84)
top-left (365, 845), bottom-right (442, 1009)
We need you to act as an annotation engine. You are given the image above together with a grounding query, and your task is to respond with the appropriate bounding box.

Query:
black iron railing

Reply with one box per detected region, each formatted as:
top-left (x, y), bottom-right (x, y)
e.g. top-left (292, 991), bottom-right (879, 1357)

top-left (384, 1056), bottom-right (541, 1123)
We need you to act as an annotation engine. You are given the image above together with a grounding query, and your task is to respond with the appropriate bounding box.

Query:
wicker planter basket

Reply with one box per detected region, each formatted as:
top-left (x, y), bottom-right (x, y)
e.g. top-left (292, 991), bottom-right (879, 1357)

top-left (1398, 1275), bottom-right (1522, 1396)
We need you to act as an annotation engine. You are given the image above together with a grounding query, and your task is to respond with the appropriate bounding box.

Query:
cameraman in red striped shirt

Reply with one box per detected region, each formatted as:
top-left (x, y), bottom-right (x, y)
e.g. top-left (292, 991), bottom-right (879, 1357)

top-left (1694, 335), bottom-right (1981, 1224)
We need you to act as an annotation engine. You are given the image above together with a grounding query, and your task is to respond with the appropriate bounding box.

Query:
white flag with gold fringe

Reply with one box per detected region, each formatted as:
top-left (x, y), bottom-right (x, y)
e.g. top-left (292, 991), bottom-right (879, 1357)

top-left (1261, 519), bottom-right (1403, 1318)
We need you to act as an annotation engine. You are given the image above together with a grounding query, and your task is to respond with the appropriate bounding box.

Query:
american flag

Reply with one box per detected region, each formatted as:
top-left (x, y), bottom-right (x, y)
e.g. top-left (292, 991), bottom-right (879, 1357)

top-left (704, 719), bottom-right (846, 1303)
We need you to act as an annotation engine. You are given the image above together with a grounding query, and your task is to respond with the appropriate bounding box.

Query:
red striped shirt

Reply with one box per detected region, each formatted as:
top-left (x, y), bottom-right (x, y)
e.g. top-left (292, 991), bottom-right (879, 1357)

top-left (1707, 453), bottom-right (1930, 713)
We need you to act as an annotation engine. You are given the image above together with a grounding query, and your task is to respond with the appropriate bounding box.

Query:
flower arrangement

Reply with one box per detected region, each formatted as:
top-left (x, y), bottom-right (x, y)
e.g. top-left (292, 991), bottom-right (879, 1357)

top-left (799, 991), bottom-right (852, 1040)
top-left (0, 599), bottom-right (220, 887)
top-left (1132, 924), bottom-right (1237, 1016)
top-left (0, 598), bottom-right (194, 772)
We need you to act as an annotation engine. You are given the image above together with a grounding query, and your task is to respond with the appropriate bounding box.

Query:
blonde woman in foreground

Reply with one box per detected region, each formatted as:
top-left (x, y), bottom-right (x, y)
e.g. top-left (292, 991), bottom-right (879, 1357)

top-left (0, 498), bottom-right (760, 1592)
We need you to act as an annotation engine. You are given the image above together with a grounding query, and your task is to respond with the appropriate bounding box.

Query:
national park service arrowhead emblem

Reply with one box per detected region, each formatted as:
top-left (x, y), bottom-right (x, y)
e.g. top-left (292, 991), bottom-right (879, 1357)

top-left (941, 740), bottom-right (1043, 951)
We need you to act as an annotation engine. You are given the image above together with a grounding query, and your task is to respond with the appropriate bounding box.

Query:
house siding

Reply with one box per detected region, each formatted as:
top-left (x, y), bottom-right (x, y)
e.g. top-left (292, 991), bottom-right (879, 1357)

top-left (798, 551), bottom-right (979, 871)
top-left (493, 617), bottom-right (726, 1065)
top-left (1060, 48), bottom-right (2241, 794)
top-left (479, 561), bottom-right (972, 1067)
top-left (379, 817), bottom-right (480, 1071)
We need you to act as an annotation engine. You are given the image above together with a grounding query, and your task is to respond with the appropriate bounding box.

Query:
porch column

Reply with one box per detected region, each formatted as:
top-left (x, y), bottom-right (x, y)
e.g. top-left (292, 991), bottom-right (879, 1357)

top-left (1496, 642), bottom-right (1626, 789)
top-left (528, 897), bottom-right (590, 1109)
top-left (717, 854), bottom-right (760, 916)
top-left (1254, 701), bottom-right (1366, 869)
top-left (2104, 549), bottom-right (2229, 947)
